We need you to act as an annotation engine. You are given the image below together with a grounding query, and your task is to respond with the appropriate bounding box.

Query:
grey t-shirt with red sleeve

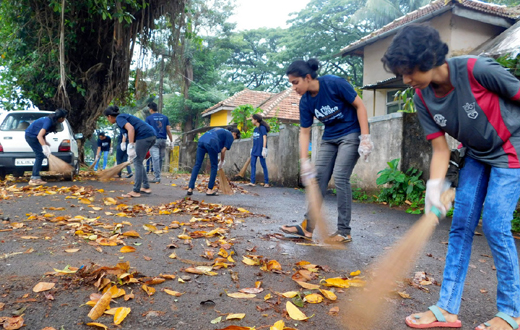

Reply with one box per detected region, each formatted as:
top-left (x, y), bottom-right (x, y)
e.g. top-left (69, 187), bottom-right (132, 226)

top-left (415, 56), bottom-right (520, 168)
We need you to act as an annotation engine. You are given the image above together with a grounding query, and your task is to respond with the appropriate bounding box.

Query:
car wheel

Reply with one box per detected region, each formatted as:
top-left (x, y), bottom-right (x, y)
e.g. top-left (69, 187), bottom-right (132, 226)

top-left (0, 169), bottom-right (5, 181)
top-left (12, 169), bottom-right (25, 178)
top-left (64, 160), bottom-right (79, 181)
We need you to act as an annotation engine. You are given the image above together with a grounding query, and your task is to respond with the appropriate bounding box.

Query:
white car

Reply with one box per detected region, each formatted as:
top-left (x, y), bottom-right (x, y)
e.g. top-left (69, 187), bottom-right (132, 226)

top-left (0, 110), bottom-right (83, 180)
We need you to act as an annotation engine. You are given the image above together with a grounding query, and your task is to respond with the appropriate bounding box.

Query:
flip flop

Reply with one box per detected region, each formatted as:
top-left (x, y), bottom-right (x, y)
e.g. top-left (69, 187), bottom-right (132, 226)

top-left (280, 224), bottom-right (312, 240)
top-left (187, 191), bottom-right (193, 196)
top-left (476, 312), bottom-right (519, 330)
top-left (206, 191), bottom-right (219, 196)
top-left (405, 306), bottom-right (462, 329)
top-left (140, 189), bottom-right (151, 194)
top-left (122, 192), bottom-right (140, 198)
top-left (326, 232), bottom-right (352, 243)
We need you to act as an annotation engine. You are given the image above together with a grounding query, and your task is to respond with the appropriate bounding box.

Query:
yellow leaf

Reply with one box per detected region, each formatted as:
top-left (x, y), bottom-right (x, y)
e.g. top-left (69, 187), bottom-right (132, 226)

top-left (286, 301), bottom-right (310, 321)
top-left (33, 282), bottom-right (55, 292)
top-left (294, 280), bottom-right (320, 290)
top-left (177, 234), bottom-right (192, 240)
top-left (80, 198), bottom-right (92, 204)
top-left (242, 257), bottom-right (260, 266)
top-left (398, 291), bottom-right (411, 299)
top-left (109, 286), bottom-right (126, 299)
top-left (159, 210), bottom-right (171, 215)
top-left (122, 230), bottom-right (141, 238)
top-left (120, 246), bottom-right (136, 253)
top-left (168, 252), bottom-right (177, 259)
top-left (226, 313), bottom-right (245, 320)
top-left (267, 260), bottom-right (282, 271)
top-left (143, 224), bottom-right (157, 232)
top-left (237, 208), bottom-right (250, 213)
top-left (270, 320), bottom-right (285, 330)
top-left (350, 270), bottom-right (361, 276)
top-left (349, 278), bottom-right (367, 287)
top-left (164, 289), bottom-right (184, 297)
top-left (218, 248), bottom-right (228, 258)
top-left (21, 236), bottom-right (38, 239)
top-left (91, 207), bottom-right (103, 211)
top-left (103, 197), bottom-right (117, 205)
top-left (65, 248), bottom-right (80, 253)
top-left (171, 183), bottom-right (177, 186)
top-left (282, 291), bottom-right (299, 298)
top-left (141, 285), bottom-right (155, 296)
top-left (304, 293), bottom-right (323, 304)
top-left (320, 277), bottom-right (351, 288)
top-left (319, 289), bottom-right (337, 301)
top-left (87, 289), bottom-right (112, 320)
top-left (264, 293), bottom-right (271, 301)
top-left (103, 308), bottom-right (118, 315)
top-left (226, 292), bottom-right (256, 299)
top-left (114, 307), bottom-right (131, 325)
top-left (86, 322), bottom-right (108, 329)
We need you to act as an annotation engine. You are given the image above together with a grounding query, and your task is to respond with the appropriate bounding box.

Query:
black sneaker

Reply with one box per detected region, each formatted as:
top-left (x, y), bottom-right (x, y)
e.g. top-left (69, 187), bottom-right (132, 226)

top-left (149, 179), bottom-right (160, 183)
top-left (125, 173), bottom-right (133, 178)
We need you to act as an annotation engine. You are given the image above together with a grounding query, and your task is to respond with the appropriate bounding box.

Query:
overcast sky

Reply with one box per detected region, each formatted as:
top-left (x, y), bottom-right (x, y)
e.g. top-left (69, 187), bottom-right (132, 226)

top-left (229, 0), bottom-right (311, 31)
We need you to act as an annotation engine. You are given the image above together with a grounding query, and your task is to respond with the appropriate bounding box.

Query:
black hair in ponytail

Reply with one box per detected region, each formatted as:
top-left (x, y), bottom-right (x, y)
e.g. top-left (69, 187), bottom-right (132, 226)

top-left (252, 113), bottom-right (270, 133)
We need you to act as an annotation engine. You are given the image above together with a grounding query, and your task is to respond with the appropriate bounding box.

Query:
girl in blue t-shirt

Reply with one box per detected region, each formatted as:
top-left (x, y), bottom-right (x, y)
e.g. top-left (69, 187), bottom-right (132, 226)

top-left (24, 108), bottom-right (68, 186)
top-left (382, 24), bottom-right (520, 330)
top-left (247, 114), bottom-right (270, 188)
top-left (280, 58), bottom-right (373, 243)
top-left (104, 106), bottom-right (156, 198)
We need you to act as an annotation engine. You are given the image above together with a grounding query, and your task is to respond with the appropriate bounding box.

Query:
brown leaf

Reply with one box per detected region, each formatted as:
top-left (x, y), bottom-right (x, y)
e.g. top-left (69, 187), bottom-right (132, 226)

top-left (239, 288), bottom-right (264, 294)
top-left (120, 246), bottom-right (136, 253)
top-left (0, 302), bottom-right (4, 311)
top-left (0, 316), bottom-right (24, 330)
top-left (144, 277), bottom-right (166, 286)
top-left (33, 282), bottom-right (55, 293)
top-left (328, 306), bottom-right (339, 315)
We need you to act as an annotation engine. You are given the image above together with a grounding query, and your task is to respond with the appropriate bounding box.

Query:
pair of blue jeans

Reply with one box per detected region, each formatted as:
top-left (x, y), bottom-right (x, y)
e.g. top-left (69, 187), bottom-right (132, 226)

top-left (250, 155), bottom-right (268, 184)
top-left (25, 134), bottom-right (45, 179)
top-left (94, 151), bottom-right (109, 170)
top-left (188, 142), bottom-right (218, 190)
top-left (437, 156), bottom-right (520, 317)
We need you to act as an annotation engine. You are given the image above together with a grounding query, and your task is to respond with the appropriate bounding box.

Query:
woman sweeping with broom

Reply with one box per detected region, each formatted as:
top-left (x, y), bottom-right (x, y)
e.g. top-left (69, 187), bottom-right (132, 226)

top-left (382, 24), bottom-right (520, 330)
top-left (24, 108), bottom-right (68, 186)
top-left (280, 59), bottom-right (373, 242)
top-left (104, 106), bottom-right (156, 198)
top-left (186, 126), bottom-right (240, 196)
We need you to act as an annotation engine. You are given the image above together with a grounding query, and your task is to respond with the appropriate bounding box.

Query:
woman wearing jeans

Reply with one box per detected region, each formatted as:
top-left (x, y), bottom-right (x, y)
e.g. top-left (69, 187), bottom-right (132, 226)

top-left (248, 113), bottom-right (270, 187)
top-left (382, 24), bottom-right (520, 330)
top-left (280, 58), bottom-right (373, 242)
top-left (104, 106), bottom-right (156, 198)
top-left (24, 108), bottom-right (68, 186)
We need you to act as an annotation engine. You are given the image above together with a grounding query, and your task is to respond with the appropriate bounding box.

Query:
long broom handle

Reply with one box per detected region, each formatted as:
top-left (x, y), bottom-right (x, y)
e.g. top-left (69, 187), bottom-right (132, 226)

top-left (342, 188), bottom-right (456, 330)
top-left (238, 157), bottom-right (251, 178)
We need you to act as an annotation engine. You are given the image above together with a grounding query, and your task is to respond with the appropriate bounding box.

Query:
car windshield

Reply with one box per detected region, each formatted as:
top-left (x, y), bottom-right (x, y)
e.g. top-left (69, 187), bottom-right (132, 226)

top-left (0, 112), bottom-right (64, 132)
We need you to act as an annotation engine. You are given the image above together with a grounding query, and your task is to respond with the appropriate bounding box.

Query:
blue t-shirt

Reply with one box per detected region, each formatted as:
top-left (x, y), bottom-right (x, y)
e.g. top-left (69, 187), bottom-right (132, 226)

top-left (116, 114), bottom-right (156, 141)
top-left (145, 113), bottom-right (170, 139)
top-left (299, 75), bottom-right (360, 140)
top-left (199, 128), bottom-right (234, 152)
top-left (97, 136), bottom-right (111, 151)
top-left (251, 125), bottom-right (267, 157)
top-left (25, 117), bottom-right (53, 137)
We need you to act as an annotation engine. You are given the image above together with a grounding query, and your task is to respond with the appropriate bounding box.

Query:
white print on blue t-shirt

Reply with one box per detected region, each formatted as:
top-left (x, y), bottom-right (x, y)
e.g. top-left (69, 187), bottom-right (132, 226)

top-left (253, 131), bottom-right (260, 139)
top-left (463, 102), bottom-right (478, 119)
top-left (314, 105), bottom-right (344, 124)
top-left (434, 114), bottom-right (447, 127)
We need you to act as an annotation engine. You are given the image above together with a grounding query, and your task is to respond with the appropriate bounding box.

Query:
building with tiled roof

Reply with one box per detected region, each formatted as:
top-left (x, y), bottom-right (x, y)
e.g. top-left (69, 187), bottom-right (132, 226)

top-left (201, 88), bottom-right (301, 126)
top-left (338, 0), bottom-right (519, 118)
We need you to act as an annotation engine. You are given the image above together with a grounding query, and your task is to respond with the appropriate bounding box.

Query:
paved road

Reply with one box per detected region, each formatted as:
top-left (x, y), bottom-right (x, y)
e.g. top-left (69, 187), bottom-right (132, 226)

top-left (0, 173), bottom-right (517, 330)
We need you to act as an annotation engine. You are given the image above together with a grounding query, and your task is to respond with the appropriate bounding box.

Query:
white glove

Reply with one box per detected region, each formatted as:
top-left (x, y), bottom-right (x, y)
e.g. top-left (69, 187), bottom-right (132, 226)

top-left (94, 154), bottom-right (100, 161)
top-left (169, 141), bottom-right (174, 148)
top-left (218, 159), bottom-right (225, 170)
top-left (425, 179), bottom-right (452, 218)
top-left (262, 147), bottom-right (268, 158)
top-left (109, 148), bottom-right (113, 154)
top-left (42, 145), bottom-right (51, 157)
top-left (250, 148), bottom-right (252, 156)
top-left (300, 158), bottom-right (316, 187)
top-left (120, 143), bottom-right (126, 151)
top-left (358, 134), bottom-right (374, 162)
top-left (127, 143), bottom-right (136, 160)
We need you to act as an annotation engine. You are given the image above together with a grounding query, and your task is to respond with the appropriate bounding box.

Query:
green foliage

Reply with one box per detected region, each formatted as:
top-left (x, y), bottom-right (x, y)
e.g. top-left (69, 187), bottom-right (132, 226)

top-left (394, 88), bottom-right (416, 113)
top-left (231, 104), bottom-right (261, 138)
top-left (496, 54), bottom-right (520, 78)
top-left (376, 158), bottom-right (426, 208)
top-left (512, 211), bottom-right (520, 233)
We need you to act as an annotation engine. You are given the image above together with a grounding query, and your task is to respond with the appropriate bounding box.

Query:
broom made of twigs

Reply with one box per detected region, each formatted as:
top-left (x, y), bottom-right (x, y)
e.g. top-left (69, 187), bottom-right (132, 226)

top-left (341, 189), bottom-right (456, 330)
top-left (218, 168), bottom-right (233, 195)
top-left (48, 154), bottom-right (74, 174)
top-left (88, 157), bottom-right (99, 171)
top-left (238, 157), bottom-right (251, 178)
top-left (306, 177), bottom-right (346, 250)
top-left (98, 161), bottom-right (131, 182)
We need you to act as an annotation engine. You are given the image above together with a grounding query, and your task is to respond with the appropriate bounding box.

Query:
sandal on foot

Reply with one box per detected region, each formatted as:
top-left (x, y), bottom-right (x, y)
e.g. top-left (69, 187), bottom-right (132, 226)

top-left (476, 312), bottom-right (519, 330)
top-left (187, 190), bottom-right (193, 196)
top-left (405, 306), bottom-right (462, 329)
top-left (327, 231), bottom-right (352, 243)
top-left (280, 223), bottom-right (312, 240)
top-left (140, 189), bottom-right (151, 194)
top-left (206, 191), bottom-right (219, 196)
top-left (122, 192), bottom-right (140, 198)
top-left (264, 184), bottom-right (270, 188)
top-left (246, 182), bottom-right (256, 186)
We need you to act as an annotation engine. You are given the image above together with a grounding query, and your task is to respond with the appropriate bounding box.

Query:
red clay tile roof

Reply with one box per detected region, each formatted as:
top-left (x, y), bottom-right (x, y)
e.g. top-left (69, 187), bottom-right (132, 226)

top-left (339, 0), bottom-right (520, 56)
top-left (202, 88), bottom-right (301, 122)
top-left (201, 89), bottom-right (273, 116)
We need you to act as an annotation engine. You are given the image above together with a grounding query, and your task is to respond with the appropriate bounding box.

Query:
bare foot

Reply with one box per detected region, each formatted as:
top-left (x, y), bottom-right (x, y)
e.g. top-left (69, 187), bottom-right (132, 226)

top-left (405, 308), bottom-right (458, 327)
top-left (280, 225), bottom-right (313, 238)
top-left (476, 316), bottom-right (520, 330)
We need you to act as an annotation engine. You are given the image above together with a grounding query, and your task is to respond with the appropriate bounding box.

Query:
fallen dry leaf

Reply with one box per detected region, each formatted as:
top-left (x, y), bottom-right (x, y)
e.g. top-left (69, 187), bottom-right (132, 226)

top-left (226, 292), bottom-right (256, 299)
top-left (114, 307), bottom-right (131, 325)
top-left (319, 289), bottom-right (337, 301)
top-left (33, 282), bottom-right (55, 292)
top-left (294, 280), bottom-right (320, 290)
top-left (226, 313), bottom-right (245, 320)
top-left (286, 301), bottom-right (310, 321)
top-left (328, 306), bottom-right (339, 315)
top-left (120, 246), bottom-right (136, 253)
top-left (87, 288), bottom-right (112, 320)
top-left (65, 248), bottom-right (80, 253)
top-left (398, 291), bottom-right (411, 299)
top-left (304, 293), bottom-right (323, 304)
top-left (271, 320), bottom-right (285, 330)
top-left (141, 284), bottom-right (156, 296)
top-left (0, 316), bottom-right (24, 330)
top-left (86, 322), bottom-right (108, 329)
